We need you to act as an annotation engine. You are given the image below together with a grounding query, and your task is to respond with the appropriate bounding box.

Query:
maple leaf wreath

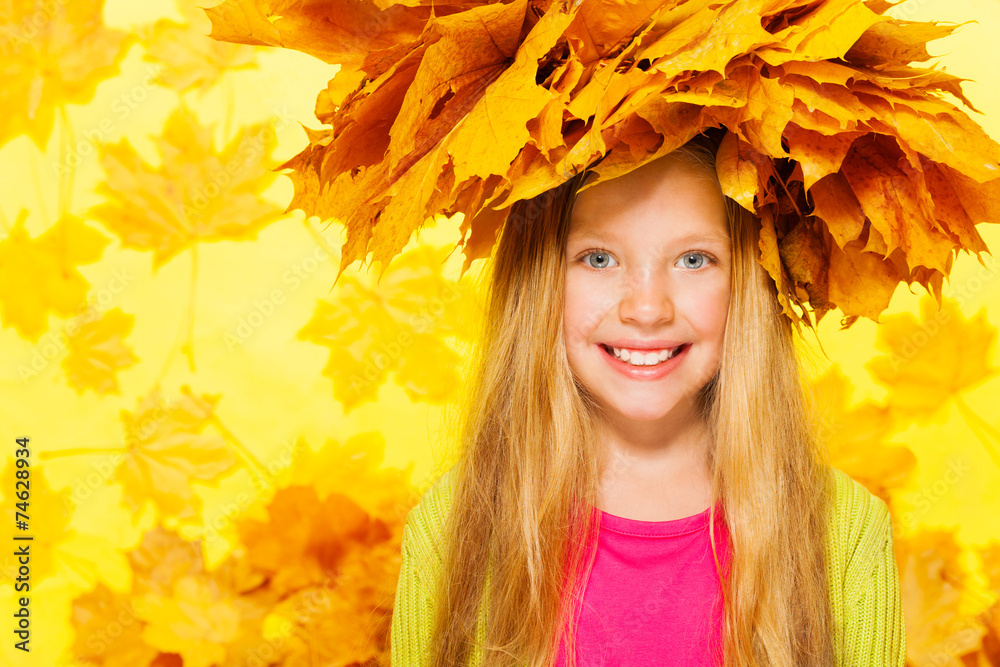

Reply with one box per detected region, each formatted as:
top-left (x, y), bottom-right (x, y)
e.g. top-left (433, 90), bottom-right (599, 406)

top-left (206, 0), bottom-right (1000, 330)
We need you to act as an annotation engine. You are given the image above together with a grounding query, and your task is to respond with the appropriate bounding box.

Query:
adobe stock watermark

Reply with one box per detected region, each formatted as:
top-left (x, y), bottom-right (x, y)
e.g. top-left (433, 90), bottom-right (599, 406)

top-left (52, 64), bottom-right (166, 178)
top-left (199, 437), bottom-right (310, 546)
top-left (17, 267), bottom-right (136, 384)
top-left (180, 105), bottom-right (297, 224)
top-left (900, 457), bottom-right (971, 533)
top-left (58, 392), bottom-right (171, 511)
top-left (944, 252), bottom-right (999, 309)
top-left (224, 228), bottom-right (341, 350)
top-left (0, 0), bottom-right (69, 54)
top-left (344, 280), bottom-right (464, 404)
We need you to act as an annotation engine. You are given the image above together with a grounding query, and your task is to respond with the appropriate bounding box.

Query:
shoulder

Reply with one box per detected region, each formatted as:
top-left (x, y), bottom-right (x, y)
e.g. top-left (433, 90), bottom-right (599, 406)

top-left (401, 464), bottom-right (459, 572)
top-left (826, 467), bottom-right (896, 598)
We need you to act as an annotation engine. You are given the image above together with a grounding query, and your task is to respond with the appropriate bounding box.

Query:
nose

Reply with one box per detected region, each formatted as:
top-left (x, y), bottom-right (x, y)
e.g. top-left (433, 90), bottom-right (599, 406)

top-left (617, 267), bottom-right (675, 326)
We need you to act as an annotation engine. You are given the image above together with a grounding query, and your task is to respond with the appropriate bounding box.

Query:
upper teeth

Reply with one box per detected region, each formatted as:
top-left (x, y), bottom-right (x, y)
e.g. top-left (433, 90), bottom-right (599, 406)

top-left (611, 346), bottom-right (682, 366)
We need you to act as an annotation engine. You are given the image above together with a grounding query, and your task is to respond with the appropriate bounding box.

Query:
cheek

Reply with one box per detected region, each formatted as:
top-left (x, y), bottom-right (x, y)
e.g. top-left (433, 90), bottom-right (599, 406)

top-left (684, 280), bottom-right (731, 341)
top-left (705, 285), bottom-right (731, 342)
top-left (563, 278), bottom-right (602, 348)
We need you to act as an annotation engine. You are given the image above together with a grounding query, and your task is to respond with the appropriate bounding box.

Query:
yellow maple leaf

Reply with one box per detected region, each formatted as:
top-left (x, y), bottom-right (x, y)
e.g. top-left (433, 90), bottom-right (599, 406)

top-left (140, 1), bottom-right (258, 95)
top-left (897, 529), bottom-right (986, 664)
top-left (808, 366), bottom-right (916, 503)
top-left (62, 307), bottom-right (138, 395)
top-left (297, 243), bottom-right (480, 412)
top-left (88, 104), bottom-right (285, 270)
top-left (865, 295), bottom-right (999, 426)
top-left (0, 0), bottom-right (134, 149)
top-left (117, 386), bottom-right (238, 520)
top-left (139, 575), bottom-right (241, 667)
top-left (72, 526), bottom-right (273, 667)
top-left (0, 460), bottom-right (73, 585)
top-left (282, 433), bottom-right (417, 522)
top-left (0, 211), bottom-right (109, 342)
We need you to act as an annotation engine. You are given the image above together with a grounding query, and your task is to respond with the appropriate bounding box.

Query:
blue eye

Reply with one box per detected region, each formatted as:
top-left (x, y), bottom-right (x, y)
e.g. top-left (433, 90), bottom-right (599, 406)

top-left (676, 252), bottom-right (711, 269)
top-left (582, 251), bottom-right (618, 269)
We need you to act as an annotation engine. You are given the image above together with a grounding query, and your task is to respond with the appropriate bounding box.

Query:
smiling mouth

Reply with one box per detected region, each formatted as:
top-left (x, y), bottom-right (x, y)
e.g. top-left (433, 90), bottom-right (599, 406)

top-left (599, 343), bottom-right (689, 367)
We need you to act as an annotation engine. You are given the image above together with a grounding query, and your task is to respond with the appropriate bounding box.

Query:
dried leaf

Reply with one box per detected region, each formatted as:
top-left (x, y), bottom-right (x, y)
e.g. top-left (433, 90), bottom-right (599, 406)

top-left (140, 2), bottom-right (258, 95)
top-left (0, 212), bottom-right (109, 342)
top-left (865, 296), bottom-right (999, 425)
top-left (0, 0), bottom-right (133, 149)
top-left (62, 307), bottom-right (138, 395)
top-left (206, 0), bottom-right (1000, 327)
top-left (117, 386), bottom-right (238, 519)
top-left (297, 243), bottom-right (478, 412)
top-left (88, 104), bottom-right (285, 270)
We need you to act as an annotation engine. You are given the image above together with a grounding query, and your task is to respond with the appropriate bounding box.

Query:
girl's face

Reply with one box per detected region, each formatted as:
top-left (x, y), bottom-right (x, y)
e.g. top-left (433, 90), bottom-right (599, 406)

top-left (563, 154), bottom-right (732, 430)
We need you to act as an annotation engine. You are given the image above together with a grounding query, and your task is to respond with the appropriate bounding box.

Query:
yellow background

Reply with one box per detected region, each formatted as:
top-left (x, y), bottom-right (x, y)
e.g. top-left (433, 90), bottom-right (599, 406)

top-left (0, 0), bottom-right (998, 665)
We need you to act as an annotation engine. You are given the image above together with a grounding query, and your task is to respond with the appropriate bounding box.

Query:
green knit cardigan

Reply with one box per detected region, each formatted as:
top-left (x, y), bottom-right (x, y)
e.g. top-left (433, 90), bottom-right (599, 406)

top-left (390, 466), bottom-right (906, 666)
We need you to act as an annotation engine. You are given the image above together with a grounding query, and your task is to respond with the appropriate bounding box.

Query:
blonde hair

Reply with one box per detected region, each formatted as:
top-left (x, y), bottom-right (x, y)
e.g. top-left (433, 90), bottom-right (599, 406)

top-left (428, 131), bottom-right (837, 667)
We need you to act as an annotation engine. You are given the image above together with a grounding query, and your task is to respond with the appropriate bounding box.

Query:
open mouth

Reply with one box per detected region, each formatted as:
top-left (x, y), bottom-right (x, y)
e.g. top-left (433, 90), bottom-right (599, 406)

top-left (599, 343), bottom-right (689, 367)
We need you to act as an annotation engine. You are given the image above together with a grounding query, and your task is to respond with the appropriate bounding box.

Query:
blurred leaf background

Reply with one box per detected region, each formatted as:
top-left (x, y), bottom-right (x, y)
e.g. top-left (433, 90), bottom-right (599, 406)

top-left (0, 0), bottom-right (999, 665)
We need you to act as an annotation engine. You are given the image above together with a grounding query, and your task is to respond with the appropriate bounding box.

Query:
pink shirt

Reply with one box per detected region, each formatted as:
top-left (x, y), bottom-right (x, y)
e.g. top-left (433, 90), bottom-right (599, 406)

top-left (554, 500), bottom-right (730, 667)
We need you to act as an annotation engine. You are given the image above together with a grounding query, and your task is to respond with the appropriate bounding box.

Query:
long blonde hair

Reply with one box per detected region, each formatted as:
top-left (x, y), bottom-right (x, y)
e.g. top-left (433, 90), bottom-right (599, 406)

top-left (428, 130), bottom-right (837, 667)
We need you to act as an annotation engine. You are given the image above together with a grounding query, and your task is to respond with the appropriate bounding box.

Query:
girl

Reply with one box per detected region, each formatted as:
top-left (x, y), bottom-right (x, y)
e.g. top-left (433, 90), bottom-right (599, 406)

top-left (390, 130), bottom-right (905, 667)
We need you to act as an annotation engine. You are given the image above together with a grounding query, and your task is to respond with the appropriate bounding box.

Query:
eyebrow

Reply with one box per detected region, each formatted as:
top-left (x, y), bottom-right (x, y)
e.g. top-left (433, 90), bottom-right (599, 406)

top-left (567, 230), bottom-right (731, 246)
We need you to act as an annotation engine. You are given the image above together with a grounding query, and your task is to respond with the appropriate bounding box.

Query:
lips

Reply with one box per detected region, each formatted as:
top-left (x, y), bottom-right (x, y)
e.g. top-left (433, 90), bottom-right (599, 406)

top-left (597, 341), bottom-right (690, 378)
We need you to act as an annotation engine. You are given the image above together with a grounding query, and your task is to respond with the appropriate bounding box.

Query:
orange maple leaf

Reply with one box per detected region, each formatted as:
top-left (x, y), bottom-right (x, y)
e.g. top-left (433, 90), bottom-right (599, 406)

top-left (62, 307), bottom-right (138, 395)
top-left (0, 0), bottom-right (134, 149)
top-left (237, 485), bottom-right (394, 596)
top-left (0, 211), bottom-right (109, 342)
top-left (71, 582), bottom-right (159, 667)
top-left (88, 104), bottom-right (285, 270)
top-left (269, 538), bottom-right (401, 667)
top-left (207, 0), bottom-right (1000, 328)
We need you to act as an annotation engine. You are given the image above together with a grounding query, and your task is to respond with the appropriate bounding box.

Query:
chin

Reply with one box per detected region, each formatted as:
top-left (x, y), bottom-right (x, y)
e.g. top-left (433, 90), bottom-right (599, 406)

top-left (604, 399), bottom-right (682, 423)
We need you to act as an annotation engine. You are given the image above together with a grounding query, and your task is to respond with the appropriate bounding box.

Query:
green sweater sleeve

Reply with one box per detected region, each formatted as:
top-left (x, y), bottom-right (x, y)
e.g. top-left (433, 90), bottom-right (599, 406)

top-left (391, 468), bottom-right (455, 667)
top-left (391, 514), bottom-right (434, 667)
top-left (836, 479), bottom-right (907, 667)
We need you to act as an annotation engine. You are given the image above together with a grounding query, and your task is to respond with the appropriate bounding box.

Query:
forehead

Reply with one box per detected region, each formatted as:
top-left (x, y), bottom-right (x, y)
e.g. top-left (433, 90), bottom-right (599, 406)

top-left (568, 157), bottom-right (730, 242)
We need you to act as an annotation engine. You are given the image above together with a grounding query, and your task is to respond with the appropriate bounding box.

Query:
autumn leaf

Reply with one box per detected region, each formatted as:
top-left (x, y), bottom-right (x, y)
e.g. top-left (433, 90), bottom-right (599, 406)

top-left (0, 0), bottom-right (134, 149)
top-left (117, 386), bottom-right (238, 520)
top-left (88, 104), bottom-right (286, 270)
top-left (865, 295), bottom-right (999, 426)
top-left (297, 242), bottom-right (479, 412)
top-left (139, 575), bottom-right (242, 667)
top-left (281, 433), bottom-right (417, 522)
top-left (72, 583), bottom-right (159, 667)
top-left (62, 307), bottom-right (138, 395)
top-left (237, 485), bottom-right (394, 596)
top-left (207, 0), bottom-right (1000, 328)
top-left (808, 366), bottom-right (915, 504)
top-left (140, 1), bottom-right (258, 95)
top-left (897, 529), bottom-right (986, 664)
top-left (0, 460), bottom-right (74, 585)
top-left (0, 211), bottom-right (109, 342)
top-left (202, 0), bottom-right (432, 109)
top-left (72, 527), bottom-right (274, 667)
top-left (269, 538), bottom-right (402, 667)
